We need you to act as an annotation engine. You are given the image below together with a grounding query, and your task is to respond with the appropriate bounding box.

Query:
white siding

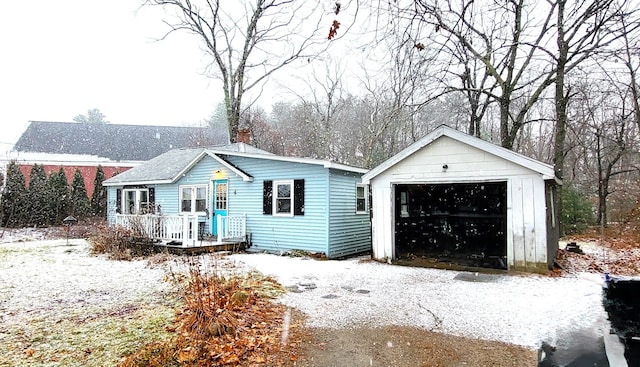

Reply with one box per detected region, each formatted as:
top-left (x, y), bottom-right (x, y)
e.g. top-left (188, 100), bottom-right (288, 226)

top-left (507, 176), bottom-right (549, 269)
top-left (384, 137), bottom-right (533, 183)
top-left (371, 182), bottom-right (394, 260)
top-left (509, 178), bottom-right (524, 268)
top-left (370, 136), bottom-right (551, 271)
top-left (533, 178), bottom-right (549, 264)
top-left (522, 178), bottom-right (537, 266)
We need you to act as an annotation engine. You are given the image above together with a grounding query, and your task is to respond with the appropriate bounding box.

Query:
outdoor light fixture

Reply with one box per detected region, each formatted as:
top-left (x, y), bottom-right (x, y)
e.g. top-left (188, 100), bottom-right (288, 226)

top-left (213, 169), bottom-right (226, 179)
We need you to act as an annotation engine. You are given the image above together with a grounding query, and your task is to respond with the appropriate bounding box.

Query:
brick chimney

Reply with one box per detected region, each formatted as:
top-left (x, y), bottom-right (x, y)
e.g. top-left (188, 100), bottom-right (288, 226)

top-left (237, 128), bottom-right (251, 145)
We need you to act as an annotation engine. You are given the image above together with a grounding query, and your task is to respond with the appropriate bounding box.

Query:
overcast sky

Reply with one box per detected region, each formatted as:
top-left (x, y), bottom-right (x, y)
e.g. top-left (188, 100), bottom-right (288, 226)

top-left (0, 1), bottom-right (232, 154)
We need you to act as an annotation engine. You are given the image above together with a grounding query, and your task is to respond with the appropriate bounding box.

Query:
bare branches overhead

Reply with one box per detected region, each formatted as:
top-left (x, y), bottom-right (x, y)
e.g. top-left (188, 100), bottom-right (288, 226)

top-left (145, 0), bottom-right (329, 142)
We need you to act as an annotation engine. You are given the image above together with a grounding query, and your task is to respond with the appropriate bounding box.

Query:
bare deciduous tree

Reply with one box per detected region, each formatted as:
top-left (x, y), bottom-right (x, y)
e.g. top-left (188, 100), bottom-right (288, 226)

top-left (614, 7), bottom-right (640, 132)
top-left (410, 0), bottom-right (557, 149)
top-left (552, 0), bottom-right (625, 188)
top-left (145, 0), bottom-right (329, 142)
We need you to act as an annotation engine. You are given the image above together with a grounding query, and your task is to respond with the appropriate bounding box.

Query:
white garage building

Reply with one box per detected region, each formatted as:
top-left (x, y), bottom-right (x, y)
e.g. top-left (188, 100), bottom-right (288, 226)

top-left (362, 125), bottom-right (560, 272)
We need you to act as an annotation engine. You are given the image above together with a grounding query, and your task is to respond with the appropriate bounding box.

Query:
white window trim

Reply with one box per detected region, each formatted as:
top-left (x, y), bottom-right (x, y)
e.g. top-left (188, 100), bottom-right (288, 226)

top-left (273, 180), bottom-right (294, 217)
top-left (179, 184), bottom-right (208, 215)
top-left (356, 184), bottom-right (369, 214)
top-left (122, 188), bottom-right (149, 215)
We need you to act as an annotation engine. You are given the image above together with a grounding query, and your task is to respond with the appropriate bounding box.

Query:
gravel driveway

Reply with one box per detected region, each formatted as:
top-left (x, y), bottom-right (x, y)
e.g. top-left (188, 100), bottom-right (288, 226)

top-left (229, 253), bottom-right (607, 349)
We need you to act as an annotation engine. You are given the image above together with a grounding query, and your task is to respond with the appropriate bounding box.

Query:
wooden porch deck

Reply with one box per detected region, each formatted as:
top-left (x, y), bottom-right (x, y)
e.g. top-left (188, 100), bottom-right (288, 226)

top-left (152, 239), bottom-right (247, 255)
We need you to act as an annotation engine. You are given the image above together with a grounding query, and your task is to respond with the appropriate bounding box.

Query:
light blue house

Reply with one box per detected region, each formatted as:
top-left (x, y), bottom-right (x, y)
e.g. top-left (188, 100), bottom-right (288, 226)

top-left (102, 143), bottom-right (371, 258)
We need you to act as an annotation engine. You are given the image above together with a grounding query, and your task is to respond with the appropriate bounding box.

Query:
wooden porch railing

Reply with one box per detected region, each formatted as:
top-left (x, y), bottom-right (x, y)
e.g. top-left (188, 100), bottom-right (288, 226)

top-left (216, 214), bottom-right (247, 243)
top-left (114, 214), bottom-right (246, 247)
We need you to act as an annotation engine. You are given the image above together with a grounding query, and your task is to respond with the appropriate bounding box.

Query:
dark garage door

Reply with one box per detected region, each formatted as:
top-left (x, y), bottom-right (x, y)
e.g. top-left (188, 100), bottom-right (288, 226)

top-left (394, 182), bottom-right (507, 270)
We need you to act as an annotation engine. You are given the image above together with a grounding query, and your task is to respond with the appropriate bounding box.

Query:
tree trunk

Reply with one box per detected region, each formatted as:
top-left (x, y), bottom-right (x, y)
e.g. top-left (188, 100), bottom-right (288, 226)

top-left (499, 96), bottom-right (513, 149)
top-left (598, 176), bottom-right (609, 227)
top-left (553, 0), bottom-right (568, 234)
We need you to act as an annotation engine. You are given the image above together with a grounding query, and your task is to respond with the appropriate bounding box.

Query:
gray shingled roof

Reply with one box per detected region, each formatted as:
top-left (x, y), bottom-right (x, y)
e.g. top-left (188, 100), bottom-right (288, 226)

top-left (14, 121), bottom-right (229, 161)
top-left (104, 147), bottom-right (206, 185)
top-left (103, 143), bottom-right (272, 185)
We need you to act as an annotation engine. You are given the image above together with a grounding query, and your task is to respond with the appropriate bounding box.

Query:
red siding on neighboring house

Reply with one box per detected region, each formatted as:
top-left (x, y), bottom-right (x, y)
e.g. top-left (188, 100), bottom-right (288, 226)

top-left (18, 164), bottom-right (132, 198)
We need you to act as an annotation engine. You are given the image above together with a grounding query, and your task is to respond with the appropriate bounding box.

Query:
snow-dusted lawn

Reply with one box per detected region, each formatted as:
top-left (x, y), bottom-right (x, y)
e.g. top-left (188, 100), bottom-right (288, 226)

top-left (0, 237), bottom-right (175, 366)
top-left (0, 231), bottom-right (608, 365)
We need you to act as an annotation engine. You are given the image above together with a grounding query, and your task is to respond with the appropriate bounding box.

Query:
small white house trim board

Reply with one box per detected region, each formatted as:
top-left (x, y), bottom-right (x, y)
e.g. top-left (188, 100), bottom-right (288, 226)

top-left (362, 125), bottom-right (561, 272)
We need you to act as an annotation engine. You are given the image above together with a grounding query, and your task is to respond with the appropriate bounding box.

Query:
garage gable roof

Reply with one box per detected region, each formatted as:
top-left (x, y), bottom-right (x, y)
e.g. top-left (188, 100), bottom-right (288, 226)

top-left (362, 125), bottom-right (558, 183)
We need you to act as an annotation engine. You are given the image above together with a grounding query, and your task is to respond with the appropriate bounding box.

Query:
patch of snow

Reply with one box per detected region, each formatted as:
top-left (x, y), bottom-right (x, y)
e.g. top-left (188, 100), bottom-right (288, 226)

top-left (0, 227), bottom-right (52, 243)
top-left (0, 239), bottom-right (170, 337)
top-left (228, 253), bottom-right (607, 348)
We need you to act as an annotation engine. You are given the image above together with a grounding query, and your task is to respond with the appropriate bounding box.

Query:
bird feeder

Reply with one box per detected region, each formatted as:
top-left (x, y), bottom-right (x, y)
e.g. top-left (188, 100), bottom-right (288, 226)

top-left (63, 215), bottom-right (78, 244)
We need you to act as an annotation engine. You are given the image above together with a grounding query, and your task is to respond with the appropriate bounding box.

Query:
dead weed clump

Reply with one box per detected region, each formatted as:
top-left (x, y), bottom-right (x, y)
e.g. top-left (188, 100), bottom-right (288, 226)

top-left (119, 261), bottom-right (302, 367)
top-left (89, 225), bottom-right (159, 260)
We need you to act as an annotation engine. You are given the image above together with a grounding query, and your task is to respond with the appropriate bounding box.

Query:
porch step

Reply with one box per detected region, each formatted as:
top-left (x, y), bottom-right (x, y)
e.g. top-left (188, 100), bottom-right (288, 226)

top-left (153, 240), bottom-right (246, 255)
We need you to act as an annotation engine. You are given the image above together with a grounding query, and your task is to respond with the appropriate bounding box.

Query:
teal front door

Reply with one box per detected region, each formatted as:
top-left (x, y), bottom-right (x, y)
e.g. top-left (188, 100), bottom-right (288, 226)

top-left (212, 180), bottom-right (228, 236)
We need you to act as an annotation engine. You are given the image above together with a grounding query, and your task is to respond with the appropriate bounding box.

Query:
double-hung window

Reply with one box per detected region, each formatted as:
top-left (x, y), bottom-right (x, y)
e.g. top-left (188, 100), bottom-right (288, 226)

top-left (274, 180), bottom-right (293, 216)
top-left (263, 179), bottom-right (304, 216)
top-left (120, 188), bottom-right (152, 214)
top-left (356, 184), bottom-right (368, 214)
top-left (180, 185), bottom-right (207, 214)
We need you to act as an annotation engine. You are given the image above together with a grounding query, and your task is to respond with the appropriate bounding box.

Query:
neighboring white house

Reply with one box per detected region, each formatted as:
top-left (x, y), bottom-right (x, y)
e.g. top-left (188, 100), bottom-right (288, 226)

top-left (362, 125), bottom-right (560, 272)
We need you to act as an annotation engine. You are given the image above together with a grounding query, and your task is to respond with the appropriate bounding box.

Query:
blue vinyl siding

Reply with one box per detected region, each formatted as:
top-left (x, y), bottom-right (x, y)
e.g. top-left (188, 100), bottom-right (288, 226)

top-left (158, 155), bottom-right (221, 234)
top-left (106, 152), bottom-right (371, 258)
top-left (327, 169), bottom-right (372, 257)
top-left (223, 155), bottom-right (329, 255)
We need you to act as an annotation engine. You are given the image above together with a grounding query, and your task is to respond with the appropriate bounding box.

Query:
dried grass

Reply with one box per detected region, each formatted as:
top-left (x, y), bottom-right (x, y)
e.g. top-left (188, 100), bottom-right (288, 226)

top-left (1, 304), bottom-right (176, 367)
top-left (89, 224), bottom-right (159, 260)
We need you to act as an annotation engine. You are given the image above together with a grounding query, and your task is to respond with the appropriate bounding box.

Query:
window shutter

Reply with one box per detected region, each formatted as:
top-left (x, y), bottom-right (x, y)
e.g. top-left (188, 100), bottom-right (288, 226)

top-left (263, 180), bottom-right (273, 214)
top-left (115, 189), bottom-right (122, 214)
top-left (294, 179), bottom-right (305, 216)
top-left (148, 187), bottom-right (155, 203)
top-left (148, 187), bottom-right (155, 213)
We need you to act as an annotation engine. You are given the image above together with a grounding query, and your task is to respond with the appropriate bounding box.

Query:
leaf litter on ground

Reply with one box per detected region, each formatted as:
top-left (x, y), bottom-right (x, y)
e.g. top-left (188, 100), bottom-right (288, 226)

top-left (120, 257), bottom-right (302, 367)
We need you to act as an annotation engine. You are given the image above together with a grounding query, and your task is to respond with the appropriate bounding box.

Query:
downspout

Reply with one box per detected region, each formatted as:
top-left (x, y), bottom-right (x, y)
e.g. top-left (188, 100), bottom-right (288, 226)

top-left (325, 170), bottom-right (331, 257)
top-left (368, 183), bottom-right (373, 260)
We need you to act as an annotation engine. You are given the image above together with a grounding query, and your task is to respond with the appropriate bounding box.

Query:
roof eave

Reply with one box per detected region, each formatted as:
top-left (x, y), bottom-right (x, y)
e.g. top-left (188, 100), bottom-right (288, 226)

top-left (362, 127), bottom-right (444, 182)
top-left (209, 150), bottom-right (366, 174)
top-left (103, 179), bottom-right (173, 187)
top-left (323, 161), bottom-right (368, 174)
top-left (207, 152), bottom-right (254, 182)
top-left (169, 150), bottom-right (209, 183)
